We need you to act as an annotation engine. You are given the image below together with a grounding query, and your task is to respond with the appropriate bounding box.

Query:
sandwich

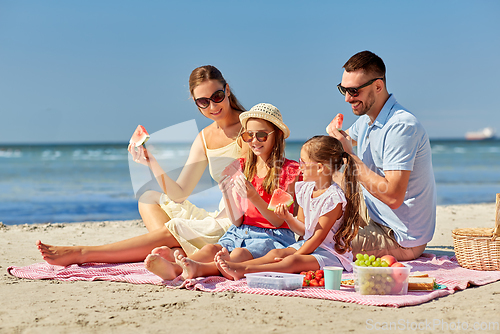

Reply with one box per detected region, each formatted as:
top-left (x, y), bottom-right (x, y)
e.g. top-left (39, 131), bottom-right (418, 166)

top-left (408, 277), bottom-right (436, 291)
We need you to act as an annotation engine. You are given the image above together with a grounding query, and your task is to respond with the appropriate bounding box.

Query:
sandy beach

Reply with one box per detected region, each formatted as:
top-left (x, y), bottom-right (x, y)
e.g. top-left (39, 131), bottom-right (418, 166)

top-left (1, 203), bottom-right (499, 334)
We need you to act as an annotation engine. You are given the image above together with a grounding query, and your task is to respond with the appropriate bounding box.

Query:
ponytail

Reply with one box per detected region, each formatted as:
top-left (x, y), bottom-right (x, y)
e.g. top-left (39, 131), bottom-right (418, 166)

top-left (302, 135), bottom-right (360, 254)
top-left (333, 152), bottom-right (360, 254)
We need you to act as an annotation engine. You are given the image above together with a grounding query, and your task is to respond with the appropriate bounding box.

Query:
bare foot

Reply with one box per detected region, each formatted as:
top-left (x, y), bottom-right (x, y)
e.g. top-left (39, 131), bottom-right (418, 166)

top-left (150, 246), bottom-right (186, 262)
top-left (214, 247), bottom-right (233, 280)
top-left (36, 240), bottom-right (83, 266)
top-left (173, 250), bottom-right (201, 280)
top-left (216, 257), bottom-right (246, 281)
top-left (144, 254), bottom-right (178, 280)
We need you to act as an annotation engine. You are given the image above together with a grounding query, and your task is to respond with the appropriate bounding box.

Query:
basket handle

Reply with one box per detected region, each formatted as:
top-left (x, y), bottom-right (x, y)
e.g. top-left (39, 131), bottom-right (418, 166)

top-left (493, 193), bottom-right (500, 241)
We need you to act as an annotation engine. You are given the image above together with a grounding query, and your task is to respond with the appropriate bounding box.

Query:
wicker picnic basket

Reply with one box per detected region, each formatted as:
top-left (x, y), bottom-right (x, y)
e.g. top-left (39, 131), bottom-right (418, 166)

top-left (452, 193), bottom-right (500, 271)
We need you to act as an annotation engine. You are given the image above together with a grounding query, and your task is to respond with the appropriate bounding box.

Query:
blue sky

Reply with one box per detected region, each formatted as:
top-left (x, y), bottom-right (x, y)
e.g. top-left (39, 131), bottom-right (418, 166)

top-left (1, 0), bottom-right (499, 144)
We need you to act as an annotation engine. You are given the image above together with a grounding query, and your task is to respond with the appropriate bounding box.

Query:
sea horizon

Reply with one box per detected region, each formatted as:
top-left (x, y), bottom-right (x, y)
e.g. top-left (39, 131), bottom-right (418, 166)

top-left (1, 139), bottom-right (499, 225)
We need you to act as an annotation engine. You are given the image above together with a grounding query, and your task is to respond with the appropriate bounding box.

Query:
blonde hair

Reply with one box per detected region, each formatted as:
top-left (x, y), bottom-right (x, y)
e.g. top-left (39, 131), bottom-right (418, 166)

top-left (243, 120), bottom-right (286, 194)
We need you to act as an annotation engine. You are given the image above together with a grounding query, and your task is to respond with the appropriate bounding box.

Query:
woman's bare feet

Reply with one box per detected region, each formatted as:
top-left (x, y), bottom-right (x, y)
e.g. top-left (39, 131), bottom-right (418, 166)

top-left (214, 247), bottom-right (233, 280)
top-left (216, 257), bottom-right (246, 281)
top-left (144, 254), bottom-right (178, 280)
top-left (36, 240), bottom-right (84, 266)
top-left (150, 246), bottom-right (185, 262)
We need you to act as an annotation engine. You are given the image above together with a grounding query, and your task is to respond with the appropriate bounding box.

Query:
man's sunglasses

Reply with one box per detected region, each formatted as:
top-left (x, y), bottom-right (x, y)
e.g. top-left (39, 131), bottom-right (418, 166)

top-left (241, 130), bottom-right (275, 143)
top-left (337, 78), bottom-right (384, 97)
top-left (194, 87), bottom-right (226, 109)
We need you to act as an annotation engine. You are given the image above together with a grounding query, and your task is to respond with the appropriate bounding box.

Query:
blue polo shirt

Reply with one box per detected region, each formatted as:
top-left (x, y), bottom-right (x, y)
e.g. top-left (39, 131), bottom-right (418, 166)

top-left (348, 94), bottom-right (436, 247)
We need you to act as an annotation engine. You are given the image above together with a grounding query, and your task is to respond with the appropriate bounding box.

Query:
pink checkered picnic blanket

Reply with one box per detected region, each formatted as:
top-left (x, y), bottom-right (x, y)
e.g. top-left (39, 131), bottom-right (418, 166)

top-left (8, 253), bottom-right (500, 308)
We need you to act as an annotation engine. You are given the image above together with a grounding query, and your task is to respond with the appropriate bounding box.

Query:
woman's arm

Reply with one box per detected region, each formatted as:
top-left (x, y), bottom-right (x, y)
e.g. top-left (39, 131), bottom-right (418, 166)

top-left (294, 203), bottom-right (342, 255)
top-left (129, 131), bottom-right (209, 203)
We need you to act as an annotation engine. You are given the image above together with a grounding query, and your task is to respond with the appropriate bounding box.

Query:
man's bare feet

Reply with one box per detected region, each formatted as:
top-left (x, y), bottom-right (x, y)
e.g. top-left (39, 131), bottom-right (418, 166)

top-left (144, 254), bottom-right (178, 280)
top-left (215, 257), bottom-right (246, 281)
top-left (36, 240), bottom-right (83, 266)
top-left (173, 250), bottom-right (202, 280)
top-left (150, 246), bottom-right (185, 262)
top-left (214, 247), bottom-right (233, 280)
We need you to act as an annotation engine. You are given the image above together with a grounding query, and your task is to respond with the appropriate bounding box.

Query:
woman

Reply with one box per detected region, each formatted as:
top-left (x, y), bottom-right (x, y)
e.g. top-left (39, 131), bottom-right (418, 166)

top-left (36, 65), bottom-right (248, 266)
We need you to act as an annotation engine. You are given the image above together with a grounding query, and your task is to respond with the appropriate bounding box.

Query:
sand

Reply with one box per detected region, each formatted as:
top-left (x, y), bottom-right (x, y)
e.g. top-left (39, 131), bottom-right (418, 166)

top-left (1, 203), bottom-right (499, 334)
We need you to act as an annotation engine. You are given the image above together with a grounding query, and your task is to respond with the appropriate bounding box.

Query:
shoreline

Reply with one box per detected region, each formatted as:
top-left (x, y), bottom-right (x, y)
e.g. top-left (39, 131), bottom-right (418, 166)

top-left (1, 203), bottom-right (499, 333)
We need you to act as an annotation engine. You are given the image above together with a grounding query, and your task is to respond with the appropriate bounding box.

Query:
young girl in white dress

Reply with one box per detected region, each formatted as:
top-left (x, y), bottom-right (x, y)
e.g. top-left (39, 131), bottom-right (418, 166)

top-left (216, 135), bottom-right (361, 279)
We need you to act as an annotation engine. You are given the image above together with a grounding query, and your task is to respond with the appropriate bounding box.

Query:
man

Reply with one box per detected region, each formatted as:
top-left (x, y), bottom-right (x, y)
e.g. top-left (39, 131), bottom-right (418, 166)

top-left (329, 50), bottom-right (436, 261)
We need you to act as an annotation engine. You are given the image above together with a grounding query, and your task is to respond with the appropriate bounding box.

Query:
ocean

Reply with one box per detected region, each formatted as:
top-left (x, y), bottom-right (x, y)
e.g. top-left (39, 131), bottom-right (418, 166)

top-left (1, 139), bottom-right (499, 225)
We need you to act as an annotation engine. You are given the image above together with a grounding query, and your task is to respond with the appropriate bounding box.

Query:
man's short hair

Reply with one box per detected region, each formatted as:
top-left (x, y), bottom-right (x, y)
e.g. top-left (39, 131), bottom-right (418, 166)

top-left (343, 51), bottom-right (386, 78)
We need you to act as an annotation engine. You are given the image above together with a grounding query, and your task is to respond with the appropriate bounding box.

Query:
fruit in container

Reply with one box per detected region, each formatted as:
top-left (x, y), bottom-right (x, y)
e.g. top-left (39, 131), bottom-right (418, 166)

top-left (301, 270), bottom-right (325, 287)
top-left (381, 255), bottom-right (397, 267)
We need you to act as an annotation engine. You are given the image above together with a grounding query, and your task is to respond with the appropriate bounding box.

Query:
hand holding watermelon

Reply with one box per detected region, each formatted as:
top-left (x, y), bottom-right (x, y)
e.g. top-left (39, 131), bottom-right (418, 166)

top-left (128, 125), bottom-right (153, 165)
top-left (274, 203), bottom-right (293, 220)
top-left (130, 125), bottom-right (150, 147)
top-left (326, 113), bottom-right (344, 136)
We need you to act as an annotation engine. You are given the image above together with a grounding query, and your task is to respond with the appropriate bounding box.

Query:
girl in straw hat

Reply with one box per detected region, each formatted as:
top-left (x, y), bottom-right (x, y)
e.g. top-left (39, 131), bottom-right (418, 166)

top-left (144, 103), bottom-right (301, 280)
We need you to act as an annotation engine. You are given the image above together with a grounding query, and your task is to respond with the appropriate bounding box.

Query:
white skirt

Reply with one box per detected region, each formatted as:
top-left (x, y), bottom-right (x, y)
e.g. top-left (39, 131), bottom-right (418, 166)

top-left (160, 194), bottom-right (232, 256)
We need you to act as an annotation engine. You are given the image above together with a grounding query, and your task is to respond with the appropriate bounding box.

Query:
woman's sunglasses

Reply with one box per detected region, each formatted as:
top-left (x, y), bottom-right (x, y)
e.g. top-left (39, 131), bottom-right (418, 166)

top-left (241, 130), bottom-right (275, 143)
top-left (194, 87), bottom-right (226, 109)
top-left (337, 78), bottom-right (384, 97)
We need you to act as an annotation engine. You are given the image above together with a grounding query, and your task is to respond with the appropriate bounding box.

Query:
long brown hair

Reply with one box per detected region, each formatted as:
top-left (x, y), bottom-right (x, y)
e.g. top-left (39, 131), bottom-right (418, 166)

top-left (189, 65), bottom-right (245, 113)
top-left (302, 135), bottom-right (360, 254)
top-left (243, 121), bottom-right (286, 195)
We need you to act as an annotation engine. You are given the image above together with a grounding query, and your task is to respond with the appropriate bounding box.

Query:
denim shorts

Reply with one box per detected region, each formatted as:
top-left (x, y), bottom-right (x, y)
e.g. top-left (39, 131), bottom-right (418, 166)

top-left (289, 239), bottom-right (344, 269)
top-left (217, 224), bottom-right (296, 259)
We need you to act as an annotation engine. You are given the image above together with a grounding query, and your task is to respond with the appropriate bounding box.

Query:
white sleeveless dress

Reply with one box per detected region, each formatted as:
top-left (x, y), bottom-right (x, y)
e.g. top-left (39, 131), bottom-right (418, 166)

top-left (159, 129), bottom-right (241, 256)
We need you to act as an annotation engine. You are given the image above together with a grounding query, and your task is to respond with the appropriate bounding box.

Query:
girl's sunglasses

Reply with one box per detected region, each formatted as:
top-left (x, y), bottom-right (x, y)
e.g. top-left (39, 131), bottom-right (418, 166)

top-left (337, 78), bottom-right (384, 97)
top-left (194, 87), bottom-right (226, 109)
top-left (241, 130), bottom-right (275, 143)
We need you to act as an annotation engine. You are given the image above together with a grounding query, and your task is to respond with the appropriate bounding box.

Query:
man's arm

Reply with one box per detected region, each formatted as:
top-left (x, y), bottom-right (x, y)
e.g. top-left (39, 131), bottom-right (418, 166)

top-left (329, 128), bottom-right (409, 209)
top-left (345, 129), bottom-right (357, 147)
top-left (349, 154), bottom-right (410, 209)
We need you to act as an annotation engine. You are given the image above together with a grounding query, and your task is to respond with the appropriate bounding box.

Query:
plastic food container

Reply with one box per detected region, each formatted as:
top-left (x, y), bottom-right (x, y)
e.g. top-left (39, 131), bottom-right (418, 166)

top-left (353, 264), bottom-right (411, 295)
top-left (245, 272), bottom-right (304, 290)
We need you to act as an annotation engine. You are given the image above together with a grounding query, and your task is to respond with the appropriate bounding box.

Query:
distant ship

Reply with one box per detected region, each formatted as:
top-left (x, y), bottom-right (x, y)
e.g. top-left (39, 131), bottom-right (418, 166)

top-left (465, 127), bottom-right (496, 141)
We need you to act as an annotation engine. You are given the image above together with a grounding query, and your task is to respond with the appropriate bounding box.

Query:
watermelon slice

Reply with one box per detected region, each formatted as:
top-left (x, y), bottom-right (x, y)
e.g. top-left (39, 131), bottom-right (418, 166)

top-left (267, 188), bottom-right (294, 211)
top-left (129, 125), bottom-right (150, 147)
top-left (326, 113), bottom-right (344, 135)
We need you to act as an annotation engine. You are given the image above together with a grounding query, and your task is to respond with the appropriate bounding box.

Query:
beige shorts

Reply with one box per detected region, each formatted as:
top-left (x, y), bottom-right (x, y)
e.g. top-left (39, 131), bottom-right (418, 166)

top-left (351, 195), bottom-right (426, 261)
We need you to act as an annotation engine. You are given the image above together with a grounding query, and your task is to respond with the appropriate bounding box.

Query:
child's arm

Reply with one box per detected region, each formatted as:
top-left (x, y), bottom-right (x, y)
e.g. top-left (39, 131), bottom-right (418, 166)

top-left (219, 175), bottom-right (245, 227)
top-left (275, 204), bottom-right (305, 236)
top-left (232, 177), bottom-right (287, 228)
top-left (294, 203), bottom-right (342, 256)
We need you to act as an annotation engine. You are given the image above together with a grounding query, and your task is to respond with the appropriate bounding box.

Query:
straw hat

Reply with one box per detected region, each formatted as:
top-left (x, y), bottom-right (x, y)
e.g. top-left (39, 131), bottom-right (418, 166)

top-left (239, 103), bottom-right (290, 139)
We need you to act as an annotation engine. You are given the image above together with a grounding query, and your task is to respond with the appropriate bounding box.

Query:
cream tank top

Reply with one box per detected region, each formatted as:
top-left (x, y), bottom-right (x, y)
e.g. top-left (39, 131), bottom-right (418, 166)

top-left (201, 129), bottom-right (241, 183)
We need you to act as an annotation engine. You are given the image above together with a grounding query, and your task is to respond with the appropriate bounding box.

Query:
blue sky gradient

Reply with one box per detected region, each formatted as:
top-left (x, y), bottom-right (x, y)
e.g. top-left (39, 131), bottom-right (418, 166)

top-left (1, 0), bottom-right (499, 143)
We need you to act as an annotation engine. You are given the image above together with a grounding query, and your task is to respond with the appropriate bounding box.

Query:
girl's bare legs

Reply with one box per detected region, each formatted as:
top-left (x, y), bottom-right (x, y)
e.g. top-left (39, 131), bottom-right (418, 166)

top-left (217, 253), bottom-right (320, 281)
top-left (36, 225), bottom-right (182, 267)
top-left (214, 247), bottom-right (293, 279)
top-left (138, 190), bottom-right (172, 231)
